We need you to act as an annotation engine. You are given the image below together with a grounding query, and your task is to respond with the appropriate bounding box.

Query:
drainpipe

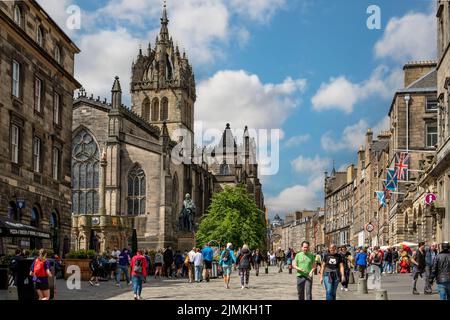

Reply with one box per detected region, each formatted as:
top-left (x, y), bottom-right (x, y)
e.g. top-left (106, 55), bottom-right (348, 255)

top-left (404, 95), bottom-right (411, 152)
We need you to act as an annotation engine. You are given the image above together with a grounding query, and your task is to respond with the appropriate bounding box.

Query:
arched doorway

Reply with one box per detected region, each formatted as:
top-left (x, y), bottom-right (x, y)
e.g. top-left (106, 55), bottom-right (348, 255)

top-left (30, 207), bottom-right (41, 250)
top-left (50, 211), bottom-right (60, 254)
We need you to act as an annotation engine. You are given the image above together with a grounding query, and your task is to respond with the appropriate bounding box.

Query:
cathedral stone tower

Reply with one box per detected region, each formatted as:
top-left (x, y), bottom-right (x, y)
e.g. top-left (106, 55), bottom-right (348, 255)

top-left (130, 3), bottom-right (196, 141)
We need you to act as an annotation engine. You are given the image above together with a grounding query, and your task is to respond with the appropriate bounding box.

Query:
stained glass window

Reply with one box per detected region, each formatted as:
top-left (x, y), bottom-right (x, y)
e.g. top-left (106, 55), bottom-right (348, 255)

top-left (127, 165), bottom-right (146, 215)
top-left (72, 129), bottom-right (99, 215)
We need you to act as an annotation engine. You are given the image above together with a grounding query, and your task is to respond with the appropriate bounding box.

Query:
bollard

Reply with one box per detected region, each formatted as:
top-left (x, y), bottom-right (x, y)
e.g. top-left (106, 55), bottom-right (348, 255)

top-left (357, 277), bottom-right (368, 294)
top-left (375, 289), bottom-right (388, 300)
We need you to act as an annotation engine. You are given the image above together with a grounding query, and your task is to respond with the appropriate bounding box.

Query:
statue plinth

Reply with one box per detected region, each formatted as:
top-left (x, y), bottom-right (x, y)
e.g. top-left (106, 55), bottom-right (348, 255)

top-left (177, 232), bottom-right (195, 251)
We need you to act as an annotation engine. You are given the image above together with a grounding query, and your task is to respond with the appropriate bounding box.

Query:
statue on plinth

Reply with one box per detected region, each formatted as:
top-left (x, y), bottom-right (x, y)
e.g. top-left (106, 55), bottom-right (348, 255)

top-left (178, 193), bottom-right (196, 232)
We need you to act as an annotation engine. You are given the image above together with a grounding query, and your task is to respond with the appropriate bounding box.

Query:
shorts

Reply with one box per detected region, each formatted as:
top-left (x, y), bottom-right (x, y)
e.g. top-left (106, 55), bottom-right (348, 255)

top-left (204, 261), bottom-right (212, 269)
top-left (222, 265), bottom-right (232, 276)
top-left (155, 263), bottom-right (162, 267)
top-left (35, 281), bottom-right (49, 291)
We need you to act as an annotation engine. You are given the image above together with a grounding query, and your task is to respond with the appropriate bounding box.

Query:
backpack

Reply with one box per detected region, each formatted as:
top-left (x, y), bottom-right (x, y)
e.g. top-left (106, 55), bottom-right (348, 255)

top-left (222, 249), bottom-right (230, 262)
top-left (373, 252), bottom-right (381, 265)
top-left (184, 255), bottom-right (190, 267)
top-left (33, 259), bottom-right (47, 278)
top-left (134, 258), bottom-right (143, 274)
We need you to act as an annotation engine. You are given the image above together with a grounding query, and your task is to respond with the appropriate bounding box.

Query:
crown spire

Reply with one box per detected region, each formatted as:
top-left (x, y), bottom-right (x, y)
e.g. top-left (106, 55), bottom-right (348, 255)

top-left (160, 0), bottom-right (169, 41)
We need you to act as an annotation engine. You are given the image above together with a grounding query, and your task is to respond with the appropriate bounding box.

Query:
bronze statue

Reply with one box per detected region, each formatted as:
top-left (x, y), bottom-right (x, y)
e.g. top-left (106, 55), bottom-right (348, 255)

top-left (178, 193), bottom-right (196, 232)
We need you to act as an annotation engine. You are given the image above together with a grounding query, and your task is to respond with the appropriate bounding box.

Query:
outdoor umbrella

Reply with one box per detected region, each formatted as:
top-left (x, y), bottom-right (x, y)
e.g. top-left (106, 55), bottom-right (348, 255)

top-left (131, 229), bottom-right (138, 256)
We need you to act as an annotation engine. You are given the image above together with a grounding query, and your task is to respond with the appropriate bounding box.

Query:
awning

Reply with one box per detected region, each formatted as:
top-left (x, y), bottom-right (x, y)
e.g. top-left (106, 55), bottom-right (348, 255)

top-left (0, 217), bottom-right (51, 239)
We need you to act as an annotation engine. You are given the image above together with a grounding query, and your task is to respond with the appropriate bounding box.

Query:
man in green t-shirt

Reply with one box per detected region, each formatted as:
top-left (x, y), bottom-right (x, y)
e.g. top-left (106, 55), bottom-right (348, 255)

top-left (292, 241), bottom-right (316, 300)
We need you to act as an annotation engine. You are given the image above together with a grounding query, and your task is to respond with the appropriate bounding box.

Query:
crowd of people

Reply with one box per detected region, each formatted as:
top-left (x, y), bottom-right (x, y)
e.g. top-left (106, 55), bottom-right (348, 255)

top-left (9, 239), bottom-right (449, 300)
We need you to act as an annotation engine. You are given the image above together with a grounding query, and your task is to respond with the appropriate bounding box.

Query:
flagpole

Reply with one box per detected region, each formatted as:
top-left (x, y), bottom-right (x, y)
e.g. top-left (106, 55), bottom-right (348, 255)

top-left (393, 149), bottom-right (436, 154)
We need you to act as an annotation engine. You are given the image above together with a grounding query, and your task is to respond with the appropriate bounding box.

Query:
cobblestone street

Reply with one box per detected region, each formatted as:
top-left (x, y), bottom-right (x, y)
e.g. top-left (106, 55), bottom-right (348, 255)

top-left (40, 266), bottom-right (439, 300)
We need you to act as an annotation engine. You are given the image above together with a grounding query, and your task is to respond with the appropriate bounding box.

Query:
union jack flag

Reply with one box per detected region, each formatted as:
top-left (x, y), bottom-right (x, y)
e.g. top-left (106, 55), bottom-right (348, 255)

top-left (395, 152), bottom-right (410, 180)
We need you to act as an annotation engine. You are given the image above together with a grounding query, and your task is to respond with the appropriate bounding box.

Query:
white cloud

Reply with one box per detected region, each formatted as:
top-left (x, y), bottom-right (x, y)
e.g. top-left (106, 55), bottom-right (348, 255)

top-left (311, 66), bottom-right (403, 113)
top-left (266, 176), bottom-right (323, 213)
top-left (321, 116), bottom-right (391, 152)
top-left (195, 70), bottom-right (307, 131)
top-left (374, 12), bottom-right (436, 63)
top-left (229, 0), bottom-right (286, 23)
top-left (75, 28), bottom-right (144, 101)
top-left (291, 155), bottom-right (330, 174)
top-left (321, 119), bottom-right (368, 152)
top-left (284, 134), bottom-right (310, 148)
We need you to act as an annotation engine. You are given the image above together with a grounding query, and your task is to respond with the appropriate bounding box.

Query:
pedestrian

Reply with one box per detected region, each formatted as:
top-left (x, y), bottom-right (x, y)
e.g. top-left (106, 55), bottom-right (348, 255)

top-left (174, 250), bottom-right (184, 278)
top-left (339, 245), bottom-right (351, 291)
top-left (236, 244), bottom-right (253, 289)
top-left (154, 249), bottom-right (163, 279)
top-left (29, 249), bottom-right (52, 300)
top-left (411, 241), bottom-right (427, 295)
top-left (187, 247), bottom-right (196, 283)
top-left (143, 250), bottom-right (152, 282)
top-left (292, 241), bottom-right (316, 300)
top-left (320, 244), bottom-right (345, 300)
top-left (428, 242), bottom-right (450, 300)
top-left (392, 247), bottom-right (399, 273)
top-left (193, 248), bottom-right (203, 283)
top-left (253, 249), bottom-right (262, 276)
top-left (424, 242), bottom-right (438, 294)
top-left (116, 248), bottom-right (131, 287)
top-left (130, 249), bottom-right (148, 300)
top-left (202, 243), bottom-right (214, 282)
top-left (219, 243), bottom-right (237, 289)
top-left (355, 247), bottom-right (368, 278)
top-left (276, 247), bottom-right (285, 273)
top-left (270, 251), bottom-right (276, 266)
top-left (163, 246), bottom-right (174, 278)
top-left (369, 246), bottom-right (383, 274)
top-left (383, 247), bottom-right (393, 274)
top-left (399, 249), bottom-right (411, 273)
top-left (10, 249), bottom-right (23, 287)
top-left (89, 254), bottom-right (101, 286)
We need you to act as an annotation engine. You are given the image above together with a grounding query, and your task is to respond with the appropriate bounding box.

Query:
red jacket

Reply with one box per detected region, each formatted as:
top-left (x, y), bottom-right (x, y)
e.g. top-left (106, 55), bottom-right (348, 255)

top-left (130, 254), bottom-right (148, 277)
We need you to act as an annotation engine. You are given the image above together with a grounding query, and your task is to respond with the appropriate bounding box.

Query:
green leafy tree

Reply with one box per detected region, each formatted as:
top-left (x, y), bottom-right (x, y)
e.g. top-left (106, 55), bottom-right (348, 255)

top-left (196, 185), bottom-right (266, 250)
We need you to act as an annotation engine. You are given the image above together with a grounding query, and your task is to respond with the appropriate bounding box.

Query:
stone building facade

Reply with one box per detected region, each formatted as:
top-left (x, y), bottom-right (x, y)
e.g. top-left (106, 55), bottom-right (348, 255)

top-left (386, 61), bottom-right (438, 245)
top-left (0, 1), bottom-right (80, 255)
top-left (324, 166), bottom-right (355, 247)
top-left (71, 6), bottom-right (264, 252)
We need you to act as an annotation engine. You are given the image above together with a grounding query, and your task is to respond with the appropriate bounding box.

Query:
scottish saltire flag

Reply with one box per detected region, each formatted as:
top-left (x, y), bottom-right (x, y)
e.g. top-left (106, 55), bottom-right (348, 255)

top-left (386, 168), bottom-right (398, 191)
top-left (376, 191), bottom-right (386, 207)
top-left (382, 181), bottom-right (392, 200)
top-left (395, 152), bottom-right (410, 180)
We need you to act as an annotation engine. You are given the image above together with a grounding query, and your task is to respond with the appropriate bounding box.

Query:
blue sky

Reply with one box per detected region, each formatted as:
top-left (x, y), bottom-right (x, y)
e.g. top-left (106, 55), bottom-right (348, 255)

top-left (38, 0), bottom-right (436, 219)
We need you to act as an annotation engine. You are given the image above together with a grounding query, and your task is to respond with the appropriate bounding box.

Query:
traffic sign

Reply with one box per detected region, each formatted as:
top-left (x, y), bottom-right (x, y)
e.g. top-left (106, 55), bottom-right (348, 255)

top-left (425, 193), bottom-right (437, 205)
top-left (366, 223), bottom-right (374, 233)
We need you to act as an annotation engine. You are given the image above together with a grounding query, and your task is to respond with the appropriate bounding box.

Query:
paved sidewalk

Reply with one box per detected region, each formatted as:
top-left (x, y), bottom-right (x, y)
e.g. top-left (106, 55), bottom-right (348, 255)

top-left (0, 266), bottom-right (440, 300)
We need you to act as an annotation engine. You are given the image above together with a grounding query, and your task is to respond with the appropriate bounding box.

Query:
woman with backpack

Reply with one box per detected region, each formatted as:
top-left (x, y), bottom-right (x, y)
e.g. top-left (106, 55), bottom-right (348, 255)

top-left (130, 249), bottom-right (148, 300)
top-left (154, 249), bottom-right (164, 279)
top-left (219, 243), bottom-right (237, 289)
top-left (29, 249), bottom-right (52, 300)
top-left (236, 244), bottom-right (254, 289)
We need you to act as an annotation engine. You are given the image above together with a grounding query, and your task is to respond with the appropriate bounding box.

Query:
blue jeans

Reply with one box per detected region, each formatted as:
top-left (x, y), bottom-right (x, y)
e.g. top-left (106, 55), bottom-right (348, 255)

top-left (195, 266), bottom-right (203, 282)
top-left (437, 282), bottom-right (450, 300)
top-left (323, 272), bottom-right (339, 300)
top-left (116, 265), bottom-right (130, 285)
top-left (132, 275), bottom-right (143, 296)
top-left (384, 262), bottom-right (393, 273)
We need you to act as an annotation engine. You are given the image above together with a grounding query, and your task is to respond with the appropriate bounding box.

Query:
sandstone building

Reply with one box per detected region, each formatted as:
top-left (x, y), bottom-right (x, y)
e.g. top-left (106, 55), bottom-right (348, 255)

top-left (0, 1), bottom-right (80, 255)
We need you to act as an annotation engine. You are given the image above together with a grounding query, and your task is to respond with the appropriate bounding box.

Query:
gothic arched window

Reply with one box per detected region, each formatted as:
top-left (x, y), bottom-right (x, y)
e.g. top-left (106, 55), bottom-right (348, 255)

top-left (127, 165), bottom-right (146, 215)
top-left (72, 129), bottom-right (100, 215)
top-left (143, 98), bottom-right (150, 121)
top-left (151, 98), bottom-right (159, 121)
top-left (160, 97), bottom-right (169, 121)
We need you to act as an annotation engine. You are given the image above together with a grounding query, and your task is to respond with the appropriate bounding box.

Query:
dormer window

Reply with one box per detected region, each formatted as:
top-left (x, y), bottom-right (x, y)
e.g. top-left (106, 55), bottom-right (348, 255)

top-left (14, 5), bottom-right (22, 27)
top-left (37, 26), bottom-right (44, 47)
top-left (54, 46), bottom-right (61, 64)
